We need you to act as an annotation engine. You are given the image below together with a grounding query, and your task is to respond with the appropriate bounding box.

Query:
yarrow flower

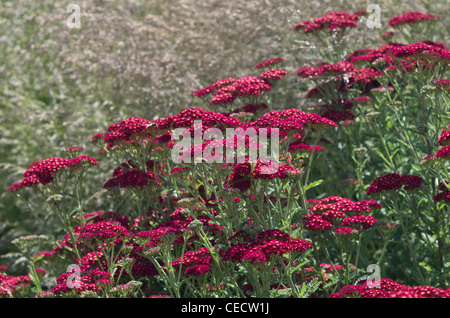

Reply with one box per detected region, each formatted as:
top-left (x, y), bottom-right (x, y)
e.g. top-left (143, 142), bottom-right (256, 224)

top-left (64, 146), bottom-right (84, 154)
top-left (103, 169), bottom-right (162, 189)
top-left (260, 68), bottom-right (288, 83)
top-left (302, 196), bottom-right (380, 232)
top-left (331, 279), bottom-right (450, 298)
top-left (303, 213), bottom-right (334, 231)
top-left (294, 11), bottom-right (360, 34)
top-left (296, 61), bottom-right (358, 78)
top-left (434, 181), bottom-right (450, 203)
top-left (102, 116), bottom-right (153, 149)
top-left (436, 145), bottom-right (450, 160)
top-left (335, 227), bottom-right (361, 236)
top-left (342, 215), bottom-right (377, 230)
top-left (8, 156), bottom-right (90, 192)
top-left (381, 30), bottom-right (396, 41)
top-left (67, 156), bottom-right (100, 169)
top-left (388, 11), bottom-right (440, 27)
top-left (438, 125), bottom-right (450, 147)
top-left (223, 230), bottom-right (312, 264)
top-left (354, 96), bottom-right (373, 104)
top-left (255, 57), bottom-right (284, 70)
top-left (184, 264), bottom-right (211, 276)
top-left (366, 173), bottom-right (425, 196)
top-left (193, 76), bottom-right (274, 108)
top-left (435, 79), bottom-right (450, 93)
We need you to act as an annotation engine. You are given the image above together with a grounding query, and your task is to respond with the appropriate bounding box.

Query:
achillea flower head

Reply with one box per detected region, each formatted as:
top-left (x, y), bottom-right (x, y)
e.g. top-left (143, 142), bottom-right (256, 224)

top-left (260, 68), bottom-right (288, 83)
top-left (223, 232), bottom-right (312, 265)
top-left (184, 264), bottom-right (211, 276)
top-left (191, 78), bottom-right (237, 98)
top-left (389, 42), bottom-right (450, 64)
top-left (320, 110), bottom-right (355, 123)
top-left (420, 154), bottom-right (440, 167)
top-left (103, 117), bottom-right (153, 149)
top-left (169, 166), bottom-right (191, 178)
top-left (435, 79), bottom-right (450, 92)
top-left (288, 140), bottom-right (326, 153)
top-left (437, 126), bottom-right (450, 147)
top-left (435, 145), bottom-right (450, 160)
top-left (9, 156), bottom-right (74, 191)
top-left (341, 215), bottom-right (377, 230)
top-left (251, 159), bottom-right (301, 181)
top-left (354, 10), bottom-right (369, 17)
top-left (207, 76), bottom-right (273, 108)
top-left (303, 213), bottom-right (334, 231)
top-left (255, 57), bottom-right (284, 70)
top-left (389, 11), bottom-right (440, 27)
top-left (378, 222), bottom-right (400, 236)
top-left (381, 30), bottom-right (396, 41)
top-left (335, 227), bottom-right (361, 236)
top-left (90, 133), bottom-right (104, 145)
top-left (294, 11), bottom-right (360, 34)
top-left (103, 170), bottom-right (162, 189)
top-left (68, 156), bottom-right (99, 169)
top-left (232, 103), bottom-right (268, 115)
top-left (263, 108), bottom-right (337, 131)
top-left (366, 173), bottom-right (425, 196)
top-left (296, 61), bottom-right (357, 78)
top-left (64, 146), bottom-right (83, 155)
top-left (354, 96), bottom-right (373, 104)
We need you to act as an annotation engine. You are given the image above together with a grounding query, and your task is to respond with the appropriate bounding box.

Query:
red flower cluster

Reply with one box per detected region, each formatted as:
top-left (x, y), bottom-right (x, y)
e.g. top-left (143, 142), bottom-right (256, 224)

top-left (260, 68), bottom-right (288, 83)
top-left (298, 60), bottom-right (383, 98)
top-left (8, 155), bottom-right (99, 192)
top-left (102, 116), bottom-right (153, 149)
top-left (366, 173), bottom-right (425, 196)
top-left (223, 229), bottom-right (312, 264)
top-left (210, 76), bottom-right (272, 106)
top-left (436, 145), bottom-right (450, 160)
top-left (354, 96), bottom-right (372, 104)
top-left (77, 220), bottom-right (132, 248)
top-left (389, 11), bottom-right (440, 27)
top-left (103, 160), bottom-right (165, 190)
top-left (347, 41), bottom-right (449, 75)
top-left (294, 11), bottom-right (360, 34)
top-left (306, 99), bottom-right (358, 124)
top-left (421, 126), bottom-right (450, 166)
top-left (255, 57), bottom-right (285, 70)
top-left (50, 269), bottom-right (113, 296)
top-left (67, 155), bottom-right (99, 169)
top-left (252, 159), bottom-right (303, 180)
top-left (253, 108), bottom-right (337, 131)
top-left (296, 61), bottom-right (357, 78)
top-left (171, 247), bottom-right (216, 272)
top-left (438, 125), bottom-right (450, 147)
top-left (302, 196), bottom-right (380, 232)
top-left (288, 140), bottom-right (326, 154)
top-left (192, 73), bottom-right (277, 108)
top-left (0, 267), bottom-right (34, 296)
top-left (389, 42), bottom-right (450, 62)
top-left (190, 77), bottom-right (237, 98)
top-left (434, 182), bottom-right (450, 203)
top-left (435, 79), bottom-right (450, 92)
top-left (330, 278), bottom-right (450, 298)
top-left (224, 158), bottom-right (304, 192)
top-left (65, 146), bottom-right (84, 154)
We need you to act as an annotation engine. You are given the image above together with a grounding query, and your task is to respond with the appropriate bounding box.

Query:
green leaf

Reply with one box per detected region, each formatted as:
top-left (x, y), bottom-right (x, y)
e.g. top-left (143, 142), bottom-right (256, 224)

top-left (304, 179), bottom-right (323, 192)
top-left (374, 149), bottom-right (394, 169)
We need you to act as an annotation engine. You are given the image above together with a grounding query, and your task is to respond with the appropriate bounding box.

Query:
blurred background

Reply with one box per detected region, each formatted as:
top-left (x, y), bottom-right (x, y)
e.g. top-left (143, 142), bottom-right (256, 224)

top-left (1, 0), bottom-right (449, 273)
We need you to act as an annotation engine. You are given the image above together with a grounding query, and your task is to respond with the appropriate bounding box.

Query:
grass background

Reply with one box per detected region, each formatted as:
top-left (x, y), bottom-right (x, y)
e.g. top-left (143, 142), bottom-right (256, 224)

top-left (1, 0), bottom-right (449, 275)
